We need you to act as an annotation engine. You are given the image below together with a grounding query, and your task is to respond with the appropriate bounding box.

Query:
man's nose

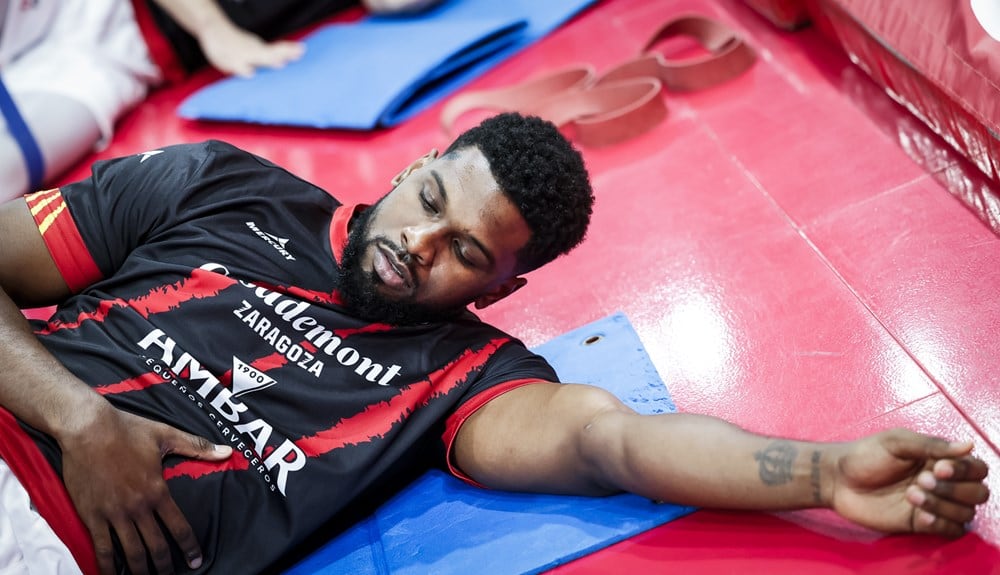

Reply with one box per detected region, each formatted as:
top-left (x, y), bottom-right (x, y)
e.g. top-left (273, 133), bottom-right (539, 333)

top-left (402, 221), bottom-right (447, 265)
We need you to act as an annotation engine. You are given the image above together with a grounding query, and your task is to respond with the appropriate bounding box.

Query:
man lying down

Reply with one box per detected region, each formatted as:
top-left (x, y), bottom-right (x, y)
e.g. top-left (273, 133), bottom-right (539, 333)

top-left (0, 113), bottom-right (989, 574)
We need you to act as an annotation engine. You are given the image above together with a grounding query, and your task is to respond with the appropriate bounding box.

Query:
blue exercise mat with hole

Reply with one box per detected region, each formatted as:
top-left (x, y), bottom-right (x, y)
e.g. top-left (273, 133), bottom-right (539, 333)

top-left (284, 312), bottom-right (695, 575)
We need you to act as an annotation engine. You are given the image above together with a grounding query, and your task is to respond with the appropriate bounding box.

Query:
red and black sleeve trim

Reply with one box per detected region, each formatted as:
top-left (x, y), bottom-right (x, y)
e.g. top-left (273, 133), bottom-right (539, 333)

top-left (442, 378), bottom-right (547, 488)
top-left (24, 189), bottom-right (103, 293)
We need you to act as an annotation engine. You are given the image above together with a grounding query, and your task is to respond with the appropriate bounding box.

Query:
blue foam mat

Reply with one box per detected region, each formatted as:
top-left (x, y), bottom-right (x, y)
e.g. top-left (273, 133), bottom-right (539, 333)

top-left (284, 312), bottom-right (695, 575)
top-left (178, 0), bottom-right (597, 129)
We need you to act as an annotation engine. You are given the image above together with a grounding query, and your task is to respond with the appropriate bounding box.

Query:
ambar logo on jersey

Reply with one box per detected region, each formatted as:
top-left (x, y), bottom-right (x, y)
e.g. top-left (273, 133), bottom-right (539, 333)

top-left (137, 329), bottom-right (306, 496)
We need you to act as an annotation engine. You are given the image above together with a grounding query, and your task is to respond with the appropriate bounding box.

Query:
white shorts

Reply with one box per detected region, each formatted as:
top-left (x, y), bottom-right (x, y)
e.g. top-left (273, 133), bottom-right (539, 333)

top-left (0, 459), bottom-right (82, 575)
top-left (1, 0), bottom-right (161, 145)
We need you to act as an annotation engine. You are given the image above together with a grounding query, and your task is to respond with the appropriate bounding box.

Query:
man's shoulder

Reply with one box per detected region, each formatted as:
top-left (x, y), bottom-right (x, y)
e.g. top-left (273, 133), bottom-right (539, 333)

top-left (425, 315), bottom-right (556, 387)
top-left (97, 140), bottom-right (249, 181)
top-left (138, 140), bottom-right (332, 197)
top-left (161, 139), bottom-right (264, 166)
top-left (438, 312), bottom-right (532, 354)
top-left (149, 140), bottom-right (280, 170)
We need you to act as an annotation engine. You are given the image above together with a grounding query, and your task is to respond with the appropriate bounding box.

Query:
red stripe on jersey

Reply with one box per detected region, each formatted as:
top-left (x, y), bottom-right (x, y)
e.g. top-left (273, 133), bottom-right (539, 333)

top-left (253, 353), bottom-right (290, 372)
top-left (95, 371), bottom-right (167, 395)
top-left (25, 189), bottom-right (102, 293)
top-left (130, 270), bottom-right (237, 318)
top-left (37, 269), bottom-right (236, 335)
top-left (296, 337), bottom-right (510, 457)
top-left (0, 407), bottom-right (99, 575)
top-left (37, 298), bottom-right (120, 335)
top-left (163, 452), bottom-right (251, 481)
top-left (278, 285), bottom-right (343, 306)
top-left (333, 322), bottom-right (394, 338)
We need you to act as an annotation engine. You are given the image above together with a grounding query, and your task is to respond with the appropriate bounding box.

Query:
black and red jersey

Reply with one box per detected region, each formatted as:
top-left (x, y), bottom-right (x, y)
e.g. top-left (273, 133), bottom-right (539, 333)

top-left (6, 141), bottom-right (555, 573)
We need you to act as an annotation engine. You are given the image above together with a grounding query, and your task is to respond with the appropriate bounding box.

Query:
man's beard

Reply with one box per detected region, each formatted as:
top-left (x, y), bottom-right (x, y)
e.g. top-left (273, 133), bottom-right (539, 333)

top-left (336, 204), bottom-right (462, 326)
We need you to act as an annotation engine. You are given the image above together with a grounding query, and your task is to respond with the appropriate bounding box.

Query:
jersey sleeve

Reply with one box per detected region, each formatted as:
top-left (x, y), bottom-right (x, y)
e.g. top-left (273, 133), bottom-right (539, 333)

top-left (440, 339), bottom-right (558, 486)
top-left (26, 141), bottom-right (239, 291)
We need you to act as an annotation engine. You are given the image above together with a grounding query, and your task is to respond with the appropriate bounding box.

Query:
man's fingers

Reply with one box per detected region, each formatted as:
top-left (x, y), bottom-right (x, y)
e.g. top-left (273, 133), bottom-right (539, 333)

top-left (115, 519), bottom-right (152, 575)
top-left (911, 508), bottom-right (967, 539)
top-left (134, 513), bottom-right (175, 575)
top-left (937, 481), bottom-right (991, 506)
top-left (87, 522), bottom-right (117, 575)
top-left (907, 484), bottom-right (978, 525)
top-left (933, 457), bottom-right (990, 481)
top-left (157, 497), bottom-right (204, 571)
top-left (916, 469), bottom-right (991, 505)
top-left (161, 428), bottom-right (232, 461)
top-left (883, 429), bottom-right (973, 460)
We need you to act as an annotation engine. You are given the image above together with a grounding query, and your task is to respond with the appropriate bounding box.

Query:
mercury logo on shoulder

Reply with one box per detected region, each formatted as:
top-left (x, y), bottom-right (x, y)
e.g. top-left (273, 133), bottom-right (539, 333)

top-left (246, 221), bottom-right (296, 261)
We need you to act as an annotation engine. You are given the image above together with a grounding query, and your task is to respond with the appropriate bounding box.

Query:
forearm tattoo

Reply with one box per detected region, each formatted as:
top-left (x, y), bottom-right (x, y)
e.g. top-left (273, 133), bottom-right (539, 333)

top-left (754, 441), bottom-right (796, 485)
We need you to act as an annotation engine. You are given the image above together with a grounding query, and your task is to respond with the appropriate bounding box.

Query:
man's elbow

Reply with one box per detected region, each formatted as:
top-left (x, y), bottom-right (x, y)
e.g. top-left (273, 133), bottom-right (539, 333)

top-left (569, 385), bottom-right (636, 494)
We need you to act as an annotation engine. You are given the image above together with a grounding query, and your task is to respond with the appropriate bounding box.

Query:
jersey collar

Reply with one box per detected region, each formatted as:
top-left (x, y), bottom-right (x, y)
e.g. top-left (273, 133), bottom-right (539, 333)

top-left (329, 203), bottom-right (368, 265)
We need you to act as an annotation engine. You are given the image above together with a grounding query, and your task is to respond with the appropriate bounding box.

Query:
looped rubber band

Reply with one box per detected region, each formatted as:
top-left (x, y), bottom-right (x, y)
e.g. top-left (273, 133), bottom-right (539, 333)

top-left (440, 13), bottom-right (756, 147)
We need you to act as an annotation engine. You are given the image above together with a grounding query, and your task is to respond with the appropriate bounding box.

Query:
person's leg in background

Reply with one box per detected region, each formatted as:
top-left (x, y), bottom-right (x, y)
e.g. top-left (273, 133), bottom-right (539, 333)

top-left (0, 94), bottom-right (102, 201)
top-left (0, 0), bottom-right (160, 201)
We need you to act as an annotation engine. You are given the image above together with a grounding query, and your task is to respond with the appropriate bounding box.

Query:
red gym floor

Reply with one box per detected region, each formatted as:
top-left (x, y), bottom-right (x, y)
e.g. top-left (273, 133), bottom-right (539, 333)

top-left (57, 0), bottom-right (1000, 572)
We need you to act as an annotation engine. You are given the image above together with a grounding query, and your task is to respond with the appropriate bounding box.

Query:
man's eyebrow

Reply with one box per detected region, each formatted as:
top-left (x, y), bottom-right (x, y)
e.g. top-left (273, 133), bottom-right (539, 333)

top-left (430, 170), bottom-right (448, 204)
top-left (430, 169), bottom-right (495, 269)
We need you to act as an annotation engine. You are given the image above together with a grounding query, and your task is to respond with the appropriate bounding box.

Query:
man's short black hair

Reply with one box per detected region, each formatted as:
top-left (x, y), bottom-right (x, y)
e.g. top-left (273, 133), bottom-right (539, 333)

top-left (445, 113), bottom-right (594, 273)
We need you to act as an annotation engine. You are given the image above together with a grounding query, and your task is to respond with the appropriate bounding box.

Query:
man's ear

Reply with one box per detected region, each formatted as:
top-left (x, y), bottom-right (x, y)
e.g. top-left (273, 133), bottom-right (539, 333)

top-left (473, 277), bottom-right (527, 310)
top-left (391, 149), bottom-right (439, 187)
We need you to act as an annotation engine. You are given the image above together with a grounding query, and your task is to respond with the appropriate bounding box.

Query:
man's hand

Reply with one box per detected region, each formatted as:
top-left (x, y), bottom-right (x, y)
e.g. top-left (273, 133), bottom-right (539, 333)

top-left (58, 404), bottom-right (232, 575)
top-left (198, 24), bottom-right (304, 78)
top-left (830, 429), bottom-right (990, 538)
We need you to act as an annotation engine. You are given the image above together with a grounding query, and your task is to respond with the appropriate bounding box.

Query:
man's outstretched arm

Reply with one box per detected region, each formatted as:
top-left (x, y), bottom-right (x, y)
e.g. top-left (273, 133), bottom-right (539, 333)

top-left (453, 382), bottom-right (990, 538)
top-left (0, 198), bottom-right (231, 575)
